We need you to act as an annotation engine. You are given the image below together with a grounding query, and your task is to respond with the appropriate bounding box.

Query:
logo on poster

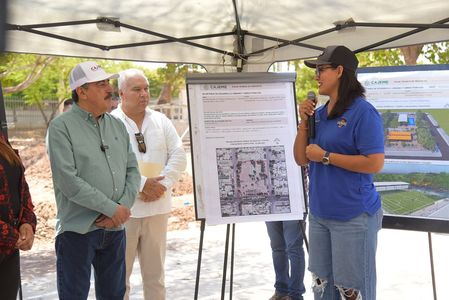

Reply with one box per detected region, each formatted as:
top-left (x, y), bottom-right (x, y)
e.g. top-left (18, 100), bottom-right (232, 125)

top-left (364, 80), bottom-right (389, 86)
top-left (210, 84), bottom-right (227, 89)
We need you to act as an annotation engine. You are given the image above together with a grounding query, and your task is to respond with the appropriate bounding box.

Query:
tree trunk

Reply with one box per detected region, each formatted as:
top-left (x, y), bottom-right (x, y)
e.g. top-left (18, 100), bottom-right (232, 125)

top-left (157, 83), bottom-right (173, 118)
top-left (47, 98), bottom-right (65, 129)
top-left (35, 101), bottom-right (49, 128)
top-left (400, 45), bottom-right (424, 65)
top-left (157, 83), bottom-right (172, 105)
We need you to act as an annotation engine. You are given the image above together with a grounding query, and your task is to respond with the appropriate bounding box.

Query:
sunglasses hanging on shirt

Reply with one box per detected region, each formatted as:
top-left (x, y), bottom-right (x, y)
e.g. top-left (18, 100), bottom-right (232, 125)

top-left (135, 132), bottom-right (146, 153)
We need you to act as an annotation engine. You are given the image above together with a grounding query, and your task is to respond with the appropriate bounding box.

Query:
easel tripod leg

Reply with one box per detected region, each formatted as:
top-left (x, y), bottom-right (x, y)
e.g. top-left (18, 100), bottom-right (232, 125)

top-left (428, 232), bottom-right (437, 300)
top-left (229, 224), bottom-right (235, 300)
top-left (221, 224), bottom-right (231, 300)
top-left (194, 219), bottom-right (206, 300)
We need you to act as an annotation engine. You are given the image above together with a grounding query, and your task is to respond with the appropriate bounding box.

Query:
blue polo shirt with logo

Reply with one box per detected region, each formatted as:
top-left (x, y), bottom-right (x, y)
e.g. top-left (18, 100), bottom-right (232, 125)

top-left (309, 96), bottom-right (384, 221)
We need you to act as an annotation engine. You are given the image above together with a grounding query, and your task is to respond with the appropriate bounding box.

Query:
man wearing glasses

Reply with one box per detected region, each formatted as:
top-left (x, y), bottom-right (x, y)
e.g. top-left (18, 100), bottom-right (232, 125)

top-left (47, 61), bottom-right (140, 300)
top-left (111, 68), bottom-right (186, 300)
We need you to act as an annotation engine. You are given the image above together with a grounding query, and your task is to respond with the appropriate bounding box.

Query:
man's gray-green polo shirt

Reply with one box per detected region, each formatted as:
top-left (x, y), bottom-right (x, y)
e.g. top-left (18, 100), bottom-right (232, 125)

top-left (47, 103), bottom-right (140, 235)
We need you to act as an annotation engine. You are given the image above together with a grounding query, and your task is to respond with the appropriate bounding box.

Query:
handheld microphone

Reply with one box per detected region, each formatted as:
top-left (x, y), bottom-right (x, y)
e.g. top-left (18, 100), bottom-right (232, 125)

top-left (307, 91), bottom-right (317, 139)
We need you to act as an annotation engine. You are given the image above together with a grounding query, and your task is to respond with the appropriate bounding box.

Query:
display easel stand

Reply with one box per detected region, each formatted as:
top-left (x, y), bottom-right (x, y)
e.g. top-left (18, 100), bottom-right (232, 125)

top-left (220, 223), bottom-right (235, 300)
top-left (428, 232), bottom-right (437, 300)
top-left (299, 219), bottom-right (308, 252)
top-left (194, 219), bottom-right (309, 300)
top-left (194, 221), bottom-right (236, 300)
top-left (194, 219), bottom-right (206, 300)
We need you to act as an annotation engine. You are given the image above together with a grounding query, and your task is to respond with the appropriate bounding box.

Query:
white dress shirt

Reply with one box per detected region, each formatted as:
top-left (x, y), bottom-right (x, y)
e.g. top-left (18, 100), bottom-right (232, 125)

top-left (111, 105), bottom-right (187, 217)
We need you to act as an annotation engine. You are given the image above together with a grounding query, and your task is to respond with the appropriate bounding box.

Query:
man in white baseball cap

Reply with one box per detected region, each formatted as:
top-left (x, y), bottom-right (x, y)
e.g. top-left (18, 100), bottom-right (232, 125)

top-left (69, 61), bottom-right (119, 90)
top-left (47, 61), bottom-right (140, 300)
top-left (67, 61), bottom-right (120, 116)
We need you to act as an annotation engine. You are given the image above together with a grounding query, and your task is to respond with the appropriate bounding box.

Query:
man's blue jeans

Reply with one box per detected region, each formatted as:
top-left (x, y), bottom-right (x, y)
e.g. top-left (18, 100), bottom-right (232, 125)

top-left (55, 229), bottom-right (126, 300)
top-left (266, 220), bottom-right (306, 300)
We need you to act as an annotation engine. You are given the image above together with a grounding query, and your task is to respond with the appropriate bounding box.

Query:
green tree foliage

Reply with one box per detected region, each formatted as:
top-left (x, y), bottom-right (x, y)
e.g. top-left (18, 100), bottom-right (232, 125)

top-left (21, 57), bottom-right (81, 104)
top-left (416, 127), bottom-right (436, 150)
top-left (414, 111), bottom-right (436, 151)
top-left (1, 42), bottom-right (447, 121)
top-left (141, 64), bottom-right (194, 102)
top-left (0, 54), bottom-right (155, 127)
top-left (383, 110), bottom-right (394, 123)
top-left (423, 42), bottom-right (449, 64)
top-left (156, 64), bottom-right (190, 104)
top-left (142, 69), bottom-right (163, 99)
top-left (356, 48), bottom-right (405, 67)
top-left (0, 53), bottom-right (56, 95)
top-left (288, 42), bottom-right (448, 104)
top-left (104, 60), bottom-right (136, 96)
top-left (1, 54), bottom-right (83, 126)
top-left (19, 57), bottom-right (81, 126)
top-left (382, 110), bottom-right (397, 129)
top-left (415, 110), bottom-right (425, 127)
top-left (292, 61), bottom-right (318, 101)
top-left (374, 172), bottom-right (449, 191)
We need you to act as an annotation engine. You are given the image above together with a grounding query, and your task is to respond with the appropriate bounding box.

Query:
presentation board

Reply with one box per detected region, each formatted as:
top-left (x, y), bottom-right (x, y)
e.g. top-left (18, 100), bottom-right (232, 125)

top-left (186, 72), bottom-right (305, 225)
top-left (358, 64), bottom-right (449, 233)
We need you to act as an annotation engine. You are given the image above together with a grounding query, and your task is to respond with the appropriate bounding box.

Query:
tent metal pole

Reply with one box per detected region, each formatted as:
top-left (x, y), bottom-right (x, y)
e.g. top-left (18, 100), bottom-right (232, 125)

top-left (7, 19), bottom-right (240, 58)
top-left (345, 22), bottom-right (449, 30)
top-left (6, 25), bottom-right (108, 50)
top-left (120, 22), bottom-right (240, 58)
top-left (8, 19), bottom-right (99, 29)
top-left (248, 17), bottom-right (449, 57)
top-left (232, 0), bottom-right (245, 71)
top-left (246, 27), bottom-right (335, 56)
top-left (109, 32), bottom-right (235, 50)
top-left (7, 15), bottom-right (449, 60)
top-left (232, 0), bottom-right (244, 54)
top-left (246, 32), bottom-right (324, 51)
top-left (355, 17), bottom-right (449, 53)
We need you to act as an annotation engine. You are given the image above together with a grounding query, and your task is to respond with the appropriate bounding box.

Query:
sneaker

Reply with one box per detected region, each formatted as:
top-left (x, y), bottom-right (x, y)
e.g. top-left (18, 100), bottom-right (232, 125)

top-left (269, 291), bottom-right (292, 300)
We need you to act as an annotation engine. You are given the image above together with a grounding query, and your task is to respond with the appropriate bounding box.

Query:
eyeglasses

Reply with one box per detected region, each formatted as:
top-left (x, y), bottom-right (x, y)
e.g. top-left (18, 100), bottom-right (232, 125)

top-left (93, 80), bottom-right (109, 88)
top-left (135, 132), bottom-right (147, 153)
top-left (315, 66), bottom-right (336, 77)
top-left (80, 80), bottom-right (110, 89)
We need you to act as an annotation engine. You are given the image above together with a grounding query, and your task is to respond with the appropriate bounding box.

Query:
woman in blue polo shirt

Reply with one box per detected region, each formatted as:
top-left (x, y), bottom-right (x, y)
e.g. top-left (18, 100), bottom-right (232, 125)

top-left (293, 45), bottom-right (384, 300)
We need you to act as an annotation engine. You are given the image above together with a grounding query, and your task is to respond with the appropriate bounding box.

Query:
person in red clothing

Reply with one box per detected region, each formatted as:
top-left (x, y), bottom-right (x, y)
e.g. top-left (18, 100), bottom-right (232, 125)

top-left (0, 133), bottom-right (37, 300)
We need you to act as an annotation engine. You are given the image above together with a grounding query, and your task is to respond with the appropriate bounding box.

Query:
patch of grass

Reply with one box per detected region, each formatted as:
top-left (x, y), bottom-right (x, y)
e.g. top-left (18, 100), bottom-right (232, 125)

top-left (422, 109), bottom-right (449, 134)
top-left (380, 190), bottom-right (438, 214)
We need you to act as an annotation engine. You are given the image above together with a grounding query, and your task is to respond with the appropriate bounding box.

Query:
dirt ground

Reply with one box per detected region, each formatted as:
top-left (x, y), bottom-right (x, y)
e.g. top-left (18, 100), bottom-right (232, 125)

top-left (8, 129), bottom-right (195, 247)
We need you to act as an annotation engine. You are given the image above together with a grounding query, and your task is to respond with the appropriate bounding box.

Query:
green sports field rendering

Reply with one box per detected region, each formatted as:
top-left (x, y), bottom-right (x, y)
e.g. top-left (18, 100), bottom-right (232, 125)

top-left (380, 190), bottom-right (439, 215)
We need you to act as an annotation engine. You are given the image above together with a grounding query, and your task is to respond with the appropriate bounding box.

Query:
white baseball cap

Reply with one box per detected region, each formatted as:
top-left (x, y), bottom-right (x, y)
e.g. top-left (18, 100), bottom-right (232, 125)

top-left (69, 61), bottom-right (119, 90)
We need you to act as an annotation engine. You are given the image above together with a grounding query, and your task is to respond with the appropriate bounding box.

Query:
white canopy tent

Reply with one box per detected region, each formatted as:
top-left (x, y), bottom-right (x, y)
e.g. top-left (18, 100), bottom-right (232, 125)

top-left (2, 4), bottom-right (449, 294)
top-left (4, 0), bottom-right (449, 72)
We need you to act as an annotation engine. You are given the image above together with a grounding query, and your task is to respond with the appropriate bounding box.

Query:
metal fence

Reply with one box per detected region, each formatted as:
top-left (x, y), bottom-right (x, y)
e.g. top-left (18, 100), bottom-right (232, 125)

top-left (4, 98), bottom-right (190, 145)
top-left (4, 97), bottom-right (59, 129)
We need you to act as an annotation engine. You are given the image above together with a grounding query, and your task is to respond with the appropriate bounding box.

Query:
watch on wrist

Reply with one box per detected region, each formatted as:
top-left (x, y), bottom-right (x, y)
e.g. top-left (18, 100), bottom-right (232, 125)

top-left (322, 151), bottom-right (330, 165)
